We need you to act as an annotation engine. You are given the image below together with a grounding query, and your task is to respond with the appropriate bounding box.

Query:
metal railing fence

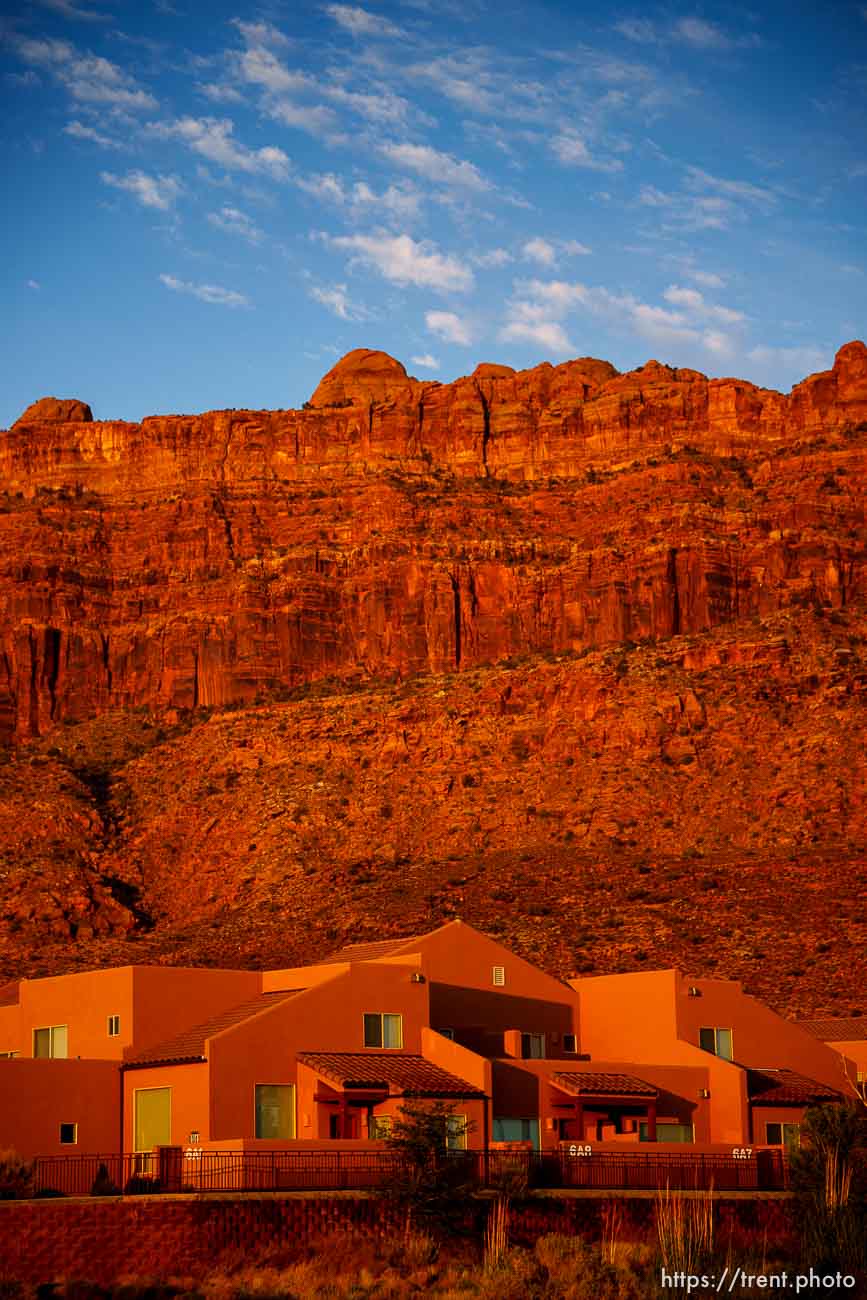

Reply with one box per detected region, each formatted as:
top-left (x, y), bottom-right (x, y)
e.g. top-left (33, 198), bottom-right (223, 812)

top-left (26, 1147), bottom-right (791, 1197)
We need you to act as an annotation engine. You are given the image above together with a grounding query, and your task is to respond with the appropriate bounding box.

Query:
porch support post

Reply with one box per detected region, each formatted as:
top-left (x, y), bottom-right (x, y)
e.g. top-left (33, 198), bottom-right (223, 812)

top-left (573, 1101), bottom-right (584, 1141)
top-left (646, 1100), bottom-right (657, 1142)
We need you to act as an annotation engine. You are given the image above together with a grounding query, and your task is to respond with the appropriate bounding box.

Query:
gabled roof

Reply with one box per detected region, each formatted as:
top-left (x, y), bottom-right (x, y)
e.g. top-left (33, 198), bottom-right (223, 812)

top-left (124, 991), bottom-right (301, 1068)
top-left (551, 1071), bottom-right (658, 1098)
top-left (297, 1051), bottom-right (484, 1097)
top-left (798, 1017), bottom-right (867, 1043)
top-left (0, 981), bottom-right (19, 1008)
top-left (747, 1069), bottom-right (844, 1106)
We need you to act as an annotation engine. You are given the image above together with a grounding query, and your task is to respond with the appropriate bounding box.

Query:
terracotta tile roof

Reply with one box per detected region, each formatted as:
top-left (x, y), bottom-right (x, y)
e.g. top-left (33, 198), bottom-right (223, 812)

top-left (798, 1017), bottom-right (867, 1042)
top-left (124, 991), bottom-right (301, 1068)
top-left (551, 1071), bottom-right (658, 1098)
top-left (748, 1069), bottom-right (844, 1106)
top-left (0, 981), bottom-right (19, 1008)
top-left (325, 937), bottom-right (427, 962)
top-left (553, 1071), bottom-right (660, 1102)
top-left (297, 1052), bottom-right (484, 1097)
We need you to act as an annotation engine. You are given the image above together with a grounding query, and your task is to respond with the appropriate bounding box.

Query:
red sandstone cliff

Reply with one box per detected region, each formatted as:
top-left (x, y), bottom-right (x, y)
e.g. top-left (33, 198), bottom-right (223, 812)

top-left (0, 343), bottom-right (864, 743)
top-left (0, 344), bottom-right (865, 1013)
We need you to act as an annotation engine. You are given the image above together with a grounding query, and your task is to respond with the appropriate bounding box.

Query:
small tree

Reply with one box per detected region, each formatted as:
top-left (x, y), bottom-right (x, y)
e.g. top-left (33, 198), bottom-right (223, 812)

top-left (0, 1149), bottom-right (34, 1200)
top-left (788, 1103), bottom-right (867, 1272)
top-left (384, 1099), bottom-right (478, 1236)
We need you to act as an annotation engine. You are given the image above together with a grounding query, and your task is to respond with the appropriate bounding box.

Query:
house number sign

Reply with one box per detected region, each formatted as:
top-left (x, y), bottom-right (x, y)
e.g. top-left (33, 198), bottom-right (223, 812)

top-left (567, 1144), bottom-right (593, 1156)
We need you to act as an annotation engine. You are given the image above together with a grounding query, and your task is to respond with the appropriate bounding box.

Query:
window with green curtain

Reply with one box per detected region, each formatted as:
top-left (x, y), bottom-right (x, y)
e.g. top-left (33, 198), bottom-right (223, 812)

top-left (255, 1084), bottom-right (295, 1139)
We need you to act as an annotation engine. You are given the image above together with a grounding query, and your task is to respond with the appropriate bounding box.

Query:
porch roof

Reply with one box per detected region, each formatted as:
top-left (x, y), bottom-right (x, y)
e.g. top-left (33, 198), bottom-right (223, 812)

top-left (297, 1051), bottom-right (484, 1097)
top-left (551, 1071), bottom-right (658, 1098)
top-left (325, 936), bottom-right (427, 962)
top-left (124, 990), bottom-right (302, 1068)
top-left (747, 1069), bottom-right (844, 1106)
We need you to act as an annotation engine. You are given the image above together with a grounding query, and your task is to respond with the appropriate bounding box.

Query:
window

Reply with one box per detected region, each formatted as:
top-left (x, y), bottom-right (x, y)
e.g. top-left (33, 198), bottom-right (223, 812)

top-left (493, 1117), bottom-right (540, 1149)
top-left (255, 1084), bottom-right (296, 1140)
top-left (699, 1027), bottom-right (733, 1061)
top-left (134, 1087), bottom-right (171, 1152)
top-left (438, 1028), bottom-right (455, 1041)
top-left (369, 1114), bottom-right (392, 1140)
top-left (492, 965), bottom-right (506, 987)
top-left (563, 1034), bottom-right (578, 1054)
top-left (33, 1025), bottom-right (68, 1059)
top-left (363, 1013), bottom-right (403, 1048)
top-left (639, 1122), bottom-right (694, 1143)
top-left (445, 1115), bottom-right (468, 1151)
top-left (521, 1032), bottom-right (545, 1059)
top-left (59, 1123), bottom-right (77, 1145)
top-left (107, 1015), bottom-right (120, 1037)
top-left (766, 1122), bottom-right (800, 1150)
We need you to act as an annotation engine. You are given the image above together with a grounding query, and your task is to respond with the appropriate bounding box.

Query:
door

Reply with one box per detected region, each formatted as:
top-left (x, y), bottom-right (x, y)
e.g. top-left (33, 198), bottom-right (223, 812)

top-left (134, 1087), bottom-right (171, 1151)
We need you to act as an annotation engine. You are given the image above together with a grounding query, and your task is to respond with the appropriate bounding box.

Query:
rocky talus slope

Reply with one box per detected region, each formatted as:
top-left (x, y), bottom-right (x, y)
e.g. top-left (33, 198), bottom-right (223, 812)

top-left (0, 344), bottom-right (864, 1015)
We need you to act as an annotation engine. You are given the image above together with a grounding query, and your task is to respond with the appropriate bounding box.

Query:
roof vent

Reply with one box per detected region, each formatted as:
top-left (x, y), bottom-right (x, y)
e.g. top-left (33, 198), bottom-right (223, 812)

top-left (688, 986), bottom-right (702, 997)
top-left (410, 972), bottom-right (426, 984)
top-left (699, 1088), bottom-right (711, 1099)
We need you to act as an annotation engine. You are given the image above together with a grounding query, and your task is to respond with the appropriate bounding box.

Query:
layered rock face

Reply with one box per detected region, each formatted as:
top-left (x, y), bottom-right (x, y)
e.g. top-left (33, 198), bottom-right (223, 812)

top-left (0, 344), bottom-right (864, 743)
top-left (0, 343), bottom-right (866, 1011)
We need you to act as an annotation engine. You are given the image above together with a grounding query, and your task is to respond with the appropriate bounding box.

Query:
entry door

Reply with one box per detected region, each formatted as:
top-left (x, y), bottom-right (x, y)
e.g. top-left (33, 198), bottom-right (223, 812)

top-left (135, 1087), bottom-right (171, 1151)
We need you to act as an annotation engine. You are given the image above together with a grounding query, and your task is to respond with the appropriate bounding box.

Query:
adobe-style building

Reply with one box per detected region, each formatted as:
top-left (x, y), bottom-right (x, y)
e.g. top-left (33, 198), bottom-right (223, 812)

top-left (798, 1017), bottom-right (867, 1104)
top-left (0, 922), bottom-right (859, 1161)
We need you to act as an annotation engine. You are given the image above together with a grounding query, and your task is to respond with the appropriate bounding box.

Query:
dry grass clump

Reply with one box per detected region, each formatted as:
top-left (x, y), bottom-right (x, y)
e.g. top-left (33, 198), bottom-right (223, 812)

top-left (654, 1184), bottom-right (714, 1276)
top-left (0, 1150), bottom-right (34, 1201)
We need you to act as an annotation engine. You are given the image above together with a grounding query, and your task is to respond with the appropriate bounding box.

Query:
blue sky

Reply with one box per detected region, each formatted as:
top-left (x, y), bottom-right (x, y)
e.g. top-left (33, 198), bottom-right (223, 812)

top-left (2, 0), bottom-right (866, 427)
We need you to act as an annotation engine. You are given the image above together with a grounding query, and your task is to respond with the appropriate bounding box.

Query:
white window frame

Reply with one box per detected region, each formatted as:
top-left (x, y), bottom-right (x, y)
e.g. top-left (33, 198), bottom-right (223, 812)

top-left (521, 1032), bottom-right (546, 1059)
top-left (492, 965), bottom-right (506, 987)
top-left (107, 1014), bottom-right (120, 1037)
top-left (765, 1121), bottom-right (800, 1149)
top-left (363, 1013), bottom-right (403, 1049)
top-left (59, 1122), bottom-right (78, 1145)
top-left (699, 1026), bottom-right (733, 1060)
top-left (33, 1025), bottom-right (68, 1059)
top-left (563, 1034), bottom-right (578, 1054)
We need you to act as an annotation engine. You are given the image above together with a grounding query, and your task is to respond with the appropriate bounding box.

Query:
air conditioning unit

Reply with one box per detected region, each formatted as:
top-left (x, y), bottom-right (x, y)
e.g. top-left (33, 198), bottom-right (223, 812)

top-left (688, 986), bottom-right (702, 997)
top-left (699, 1088), bottom-right (711, 1099)
top-left (410, 972), bottom-right (426, 984)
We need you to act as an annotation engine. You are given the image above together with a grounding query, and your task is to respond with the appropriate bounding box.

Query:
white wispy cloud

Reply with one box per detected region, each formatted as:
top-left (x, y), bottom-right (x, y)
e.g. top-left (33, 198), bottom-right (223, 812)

top-left (296, 173), bottom-right (421, 223)
top-left (522, 237), bottom-right (556, 266)
top-left (64, 119), bottom-right (121, 148)
top-left (15, 37), bottom-right (158, 111)
top-left (309, 283), bottom-right (368, 320)
top-left (325, 232), bottom-right (474, 292)
top-left (663, 284), bottom-right (744, 323)
top-left (34, 0), bottom-right (109, 21)
top-left (197, 82), bottom-right (246, 104)
top-left (325, 5), bottom-right (405, 39)
top-left (425, 309), bottom-right (473, 344)
top-left (159, 274), bottom-right (250, 308)
top-left (616, 15), bottom-right (761, 51)
top-left (207, 206), bottom-right (263, 244)
top-left (101, 169), bottom-right (182, 210)
top-left (690, 269), bottom-right (726, 288)
top-left (550, 130), bottom-right (624, 172)
top-left (500, 315), bottom-right (574, 355)
top-left (747, 344), bottom-right (828, 371)
top-left (685, 166), bottom-right (776, 209)
top-left (521, 236), bottom-right (593, 266)
top-left (231, 20), bottom-right (291, 49)
top-left (379, 141), bottom-right (489, 191)
top-left (146, 117), bottom-right (290, 179)
top-left (411, 353), bottom-right (440, 370)
top-left (27, 279), bottom-right (41, 290)
top-left (472, 248), bottom-right (512, 268)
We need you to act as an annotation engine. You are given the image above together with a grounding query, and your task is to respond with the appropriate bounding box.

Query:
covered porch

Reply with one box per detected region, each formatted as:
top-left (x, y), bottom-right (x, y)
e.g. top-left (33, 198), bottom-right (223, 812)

top-left (549, 1071), bottom-right (660, 1143)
